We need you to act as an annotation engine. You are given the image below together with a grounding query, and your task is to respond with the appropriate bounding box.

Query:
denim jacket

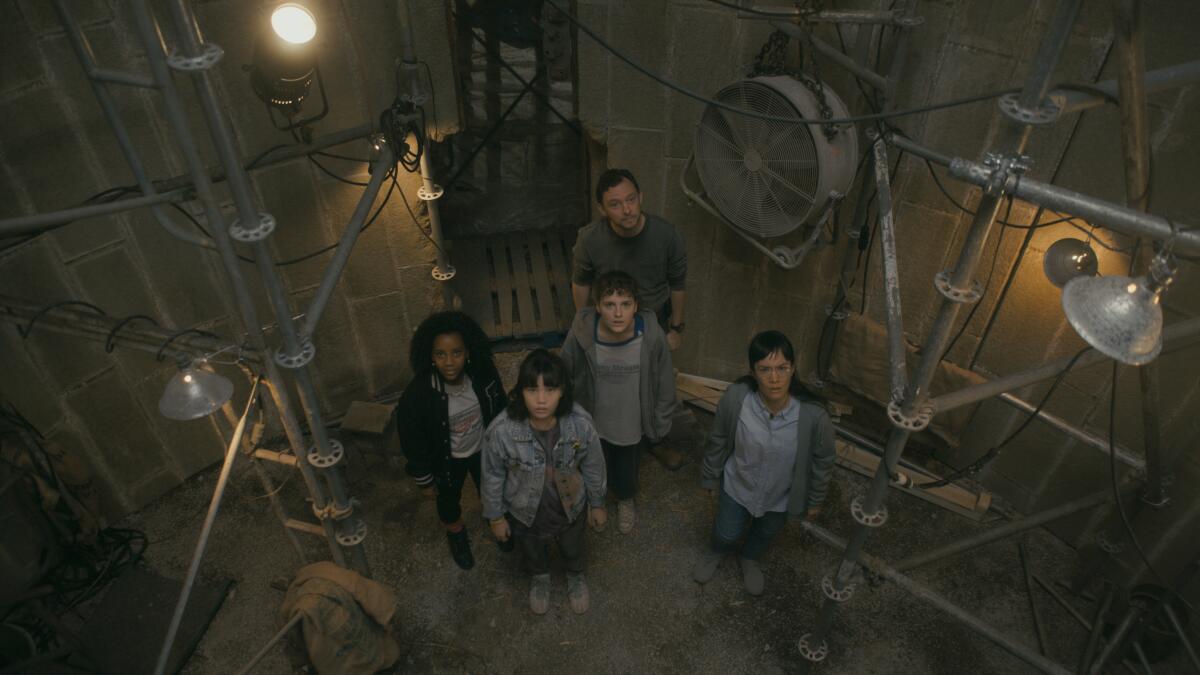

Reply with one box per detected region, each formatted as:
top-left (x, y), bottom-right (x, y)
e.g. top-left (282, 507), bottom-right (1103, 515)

top-left (480, 404), bottom-right (607, 527)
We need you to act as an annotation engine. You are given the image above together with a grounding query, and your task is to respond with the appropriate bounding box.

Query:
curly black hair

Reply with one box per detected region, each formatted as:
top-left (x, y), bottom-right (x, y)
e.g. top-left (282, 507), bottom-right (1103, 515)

top-left (409, 311), bottom-right (498, 384)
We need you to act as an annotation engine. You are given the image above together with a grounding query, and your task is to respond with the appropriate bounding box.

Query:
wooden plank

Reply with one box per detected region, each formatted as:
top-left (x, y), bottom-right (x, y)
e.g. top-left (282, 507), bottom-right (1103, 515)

top-left (490, 235), bottom-right (514, 337)
top-left (452, 240), bottom-right (495, 335)
top-left (835, 442), bottom-right (991, 520)
top-left (544, 230), bottom-right (575, 326)
top-left (525, 230), bottom-right (559, 333)
top-left (507, 232), bottom-right (537, 336)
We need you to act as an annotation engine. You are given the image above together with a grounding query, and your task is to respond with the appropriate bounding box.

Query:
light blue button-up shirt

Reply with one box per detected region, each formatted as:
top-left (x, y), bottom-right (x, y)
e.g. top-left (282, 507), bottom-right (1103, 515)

top-left (723, 390), bottom-right (801, 517)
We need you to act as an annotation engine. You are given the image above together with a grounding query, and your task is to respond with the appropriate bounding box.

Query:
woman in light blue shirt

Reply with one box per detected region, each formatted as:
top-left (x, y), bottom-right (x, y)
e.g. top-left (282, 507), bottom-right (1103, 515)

top-left (694, 330), bottom-right (836, 596)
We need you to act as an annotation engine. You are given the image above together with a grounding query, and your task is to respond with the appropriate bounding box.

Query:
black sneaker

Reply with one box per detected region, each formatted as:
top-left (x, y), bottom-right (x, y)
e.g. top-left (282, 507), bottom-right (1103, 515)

top-left (447, 529), bottom-right (474, 570)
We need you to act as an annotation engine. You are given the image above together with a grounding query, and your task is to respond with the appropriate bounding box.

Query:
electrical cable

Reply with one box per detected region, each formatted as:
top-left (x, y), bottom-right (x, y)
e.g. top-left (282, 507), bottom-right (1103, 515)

top-left (918, 347), bottom-right (1090, 490)
top-left (104, 314), bottom-right (159, 353)
top-left (19, 301), bottom-right (107, 338)
top-left (544, 0), bottom-right (1064, 126)
top-left (155, 327), bottom-right (223, 362)
top-left (394, 171), bottom-right (447, 256)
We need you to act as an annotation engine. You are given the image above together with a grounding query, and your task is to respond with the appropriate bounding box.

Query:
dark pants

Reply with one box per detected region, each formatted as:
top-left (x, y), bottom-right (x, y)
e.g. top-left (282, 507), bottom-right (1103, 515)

top-left (602, 438), bottom-right (642, 500)
top-left (436, 453), bottom-right (481, 524)
top-left (509, 511), bottom-right (587, 576)
top-left (711, 488), bottom-right (787, 561)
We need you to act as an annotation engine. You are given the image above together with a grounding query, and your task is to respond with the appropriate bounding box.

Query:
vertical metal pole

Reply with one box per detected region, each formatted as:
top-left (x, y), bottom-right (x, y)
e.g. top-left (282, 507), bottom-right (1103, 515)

top-left (128, 1), bottom-right (348, 568)
top-left (162, 0), bottom-right (369, 575)
top-left (153, 380), bottom-right (259, 675)
top-left (872, 136), bottom-right (907, 401)
top-left (798, 1), bottom-right (1083, 668)
top-left (1163, 605), bottom-right (1200, 672)
top-left (1112, 0), bottom-right (1167, 509)
top-left (1018, 540), bottom-right (1049, 656)
top-left (1078, 585), bottom-right (1116, 674)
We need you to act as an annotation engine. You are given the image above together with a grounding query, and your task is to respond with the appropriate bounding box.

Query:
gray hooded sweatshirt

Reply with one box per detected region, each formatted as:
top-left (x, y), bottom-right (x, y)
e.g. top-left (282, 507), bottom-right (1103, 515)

top-left (561, 307), bottom-right (675, 444)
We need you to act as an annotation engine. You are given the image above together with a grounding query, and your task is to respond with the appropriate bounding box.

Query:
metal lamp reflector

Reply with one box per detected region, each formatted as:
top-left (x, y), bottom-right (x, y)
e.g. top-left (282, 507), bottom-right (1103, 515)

top-left (159, 362), bottom-right (234, 421)
top-left (1061, 253), bottom-right (1175, 366)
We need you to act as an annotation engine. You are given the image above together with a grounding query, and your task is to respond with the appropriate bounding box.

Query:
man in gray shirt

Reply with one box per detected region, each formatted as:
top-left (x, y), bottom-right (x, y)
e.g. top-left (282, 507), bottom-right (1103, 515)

top-left (572, 169), bottom-right (687, 470)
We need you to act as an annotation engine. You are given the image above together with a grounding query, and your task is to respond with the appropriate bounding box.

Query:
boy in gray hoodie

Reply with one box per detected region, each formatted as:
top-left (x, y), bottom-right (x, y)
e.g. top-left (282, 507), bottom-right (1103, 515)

top-left (561, 270), bottom-right (676, 533)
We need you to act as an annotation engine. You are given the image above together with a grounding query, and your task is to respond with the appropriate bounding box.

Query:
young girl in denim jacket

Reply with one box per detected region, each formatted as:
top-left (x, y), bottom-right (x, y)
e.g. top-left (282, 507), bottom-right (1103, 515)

top-left (481, 349), bottom-right (608, 615)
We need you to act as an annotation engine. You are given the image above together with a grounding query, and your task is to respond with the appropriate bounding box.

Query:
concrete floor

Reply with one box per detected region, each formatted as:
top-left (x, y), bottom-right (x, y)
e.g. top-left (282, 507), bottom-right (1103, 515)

top-left (107, 396), bottom-right (1185, 675)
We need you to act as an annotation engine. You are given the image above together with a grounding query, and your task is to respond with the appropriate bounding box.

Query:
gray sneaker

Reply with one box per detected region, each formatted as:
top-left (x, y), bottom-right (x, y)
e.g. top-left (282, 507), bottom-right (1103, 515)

top-left (739, 557), bottom-right (764, 596)
top-left (617, 499), bottom-right (636, 534)
top-left (693, 549), bottom-right (723, 584)
top-left (530, 573), bottom-right (551, 615)
top-left (567, 573), bottom-right (590, 614)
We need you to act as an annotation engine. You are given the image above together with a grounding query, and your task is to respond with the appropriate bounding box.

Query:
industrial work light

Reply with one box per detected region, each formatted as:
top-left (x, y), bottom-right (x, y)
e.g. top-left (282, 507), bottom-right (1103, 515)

top-left (248, 2), bottom-right (328, 131)
top-left (1061, 251), bottom-right (1176, 366)
top-left (158, 359), bottom-right (234, 421)
top-left (1043, 238), bottom-right (1098, 288)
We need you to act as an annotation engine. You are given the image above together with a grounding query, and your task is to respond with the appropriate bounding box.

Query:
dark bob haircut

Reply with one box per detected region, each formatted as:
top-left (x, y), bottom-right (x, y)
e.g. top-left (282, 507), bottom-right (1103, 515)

top-left (507, 349), bottom-right (574, 420)
top-left (591, 269), bottom-right (639, 306)
top-left (594, 168), bottom-right (640, 204)
top-left (736, 330), bottom-right (825, 405)
top-left (409, 311), bottom-right (498, 384)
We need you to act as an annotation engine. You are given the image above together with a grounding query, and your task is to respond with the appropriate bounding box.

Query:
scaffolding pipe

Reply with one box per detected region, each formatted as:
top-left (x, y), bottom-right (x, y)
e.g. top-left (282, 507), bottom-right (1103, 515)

top-left (235, 613), bottom-right (304, 675)
top-left (741, 7), bottom-right (921, 25)
top-left (931, 316), bottom-right (1200, 414)
top-left (769, 21), bottom-right (889, 91)
top-left (894, 490), bottom-right (1112, 572)
top-left (152, 378), bottom-right (259, 675)
top-left (128, 0), bottom-right (346, 567)
top-left (872, 136), bottom-right (907, 401)
top-left (163, 0), bottom-right (369, 574)
top-left (799, 2), bottom-right (1083, 668)
top-left (0, 189), bottom-right (189, 237)
top-left (1078, 585), bottom-right (1117, 673)
top-left (802, 522), bottom-right (1072, 675)
top-left (1163, 605), bottom-right (1200, 672)
top-left (400, 1), bottom-right (454, 283)
top-left (51, 0), bottom-right (214, 251)
top-left (302, 147), bottom-right (394, 336)
top-left (997, 392), bottom-right (1144, 471)
top-left (1058, 59), bottom-right (1200, 113)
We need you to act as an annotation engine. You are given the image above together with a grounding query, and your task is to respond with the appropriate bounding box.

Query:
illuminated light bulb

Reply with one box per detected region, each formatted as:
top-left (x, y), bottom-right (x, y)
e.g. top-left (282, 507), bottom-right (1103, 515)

top-left (271, 4), bottom-right (317, 44)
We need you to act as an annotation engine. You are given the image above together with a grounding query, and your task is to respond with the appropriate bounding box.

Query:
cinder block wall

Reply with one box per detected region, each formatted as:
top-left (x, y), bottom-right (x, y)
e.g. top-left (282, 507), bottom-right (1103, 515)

top-left (0, 0), bottom-right (457, 517)
top-left (576, 0), bottom-right (1200, 581)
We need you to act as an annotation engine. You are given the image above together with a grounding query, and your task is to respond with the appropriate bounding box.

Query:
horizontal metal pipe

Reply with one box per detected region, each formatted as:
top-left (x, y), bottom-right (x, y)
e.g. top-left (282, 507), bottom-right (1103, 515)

top-left (301, 147), bottom-right (393, 337)
top-left (803, 521), bottom-right (1072, 675)
top-left (745, 7), bottom-right (921, 25)
top-left (894, 490), bottom-right (1112, 572)
top-left (932, 316), bottom-right (1200, 413)
top-left (997, 392), bottom-right (1144, 470)
top-left (0, 189), bottom-right (188, 236)
top-left (769, 21), bottom-right (889, 90)
top-left (1058, 59), bottom-right (1200, 113)
top-left (948, 158), bottom-right (1200, 254)
top-left (90, 67), bottom-right (157, 88)
top-left (153, 123), bottom-right (373, 193)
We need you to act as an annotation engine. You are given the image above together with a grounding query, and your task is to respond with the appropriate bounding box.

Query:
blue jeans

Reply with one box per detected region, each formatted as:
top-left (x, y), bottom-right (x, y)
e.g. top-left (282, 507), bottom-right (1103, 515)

top-left (711, 488), bottom-right (786, 561)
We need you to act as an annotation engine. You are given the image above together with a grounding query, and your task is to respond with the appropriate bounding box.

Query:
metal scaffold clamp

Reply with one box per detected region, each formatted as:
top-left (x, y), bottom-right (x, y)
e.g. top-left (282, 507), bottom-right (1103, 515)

top-left (312, 499), bottom-right (354, 522)
top-left (797, 633), bottom-right (828, 662)
top-left (274, 337), bottom-right (316, 369)
top-left (167, 43), bottom-right (224, 71)
top-left (307, 439), bottom-right (344, 469)
top-left (822, 573), bottom-right (855, 602)
top-left (230, 211), bottom-right (276, 242)
top-left (934, 270), bottom-right (983, 304)
top-left (998, 93), bottom-right (1061, 126)
top-left (417, 183), bottom-right (444, 201)
top-left (851, 494), bottom-right (889, 527)
top-left (336, 518), bottom-right (368, 547)
top-left (431, 264), bottom-right (456, 282)
top-left (887, 399), bottom-right (933, 431)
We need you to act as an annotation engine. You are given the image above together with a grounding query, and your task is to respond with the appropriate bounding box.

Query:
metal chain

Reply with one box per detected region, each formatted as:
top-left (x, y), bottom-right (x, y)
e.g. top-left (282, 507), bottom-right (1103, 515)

top-left (747, 1), bottom-right (838, 140)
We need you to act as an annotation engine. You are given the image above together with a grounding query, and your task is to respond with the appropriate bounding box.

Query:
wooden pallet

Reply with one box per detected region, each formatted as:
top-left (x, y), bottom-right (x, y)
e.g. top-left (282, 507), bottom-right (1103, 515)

top-left (452, 230), bottom-right (575, 339)
top-left (676, 372), bottom-right (992, 521)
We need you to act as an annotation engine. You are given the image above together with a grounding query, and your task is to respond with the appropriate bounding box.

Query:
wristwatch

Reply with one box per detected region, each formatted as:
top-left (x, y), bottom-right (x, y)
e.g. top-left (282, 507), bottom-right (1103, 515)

top-left (670, 322), bottom-right (686, 333)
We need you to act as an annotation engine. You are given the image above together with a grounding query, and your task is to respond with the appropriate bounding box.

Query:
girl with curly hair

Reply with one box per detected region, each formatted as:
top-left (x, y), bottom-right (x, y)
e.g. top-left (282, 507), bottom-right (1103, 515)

top-left (396, 311), bottom-right (508, 570)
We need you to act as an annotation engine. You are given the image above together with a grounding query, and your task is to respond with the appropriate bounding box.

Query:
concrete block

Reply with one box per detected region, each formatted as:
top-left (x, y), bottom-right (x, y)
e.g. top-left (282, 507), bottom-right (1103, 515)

top-left (918, 41), bottom-right (1016, 163)
top-left (0, 9), bottom-right (43, 94)
top-left (949, 2), bottom-right (1039, 59)
top-left (397, 263), bottom-right (444, 334)
top-left (663, 5), bottom-right (737, 160)
top-left (607, 0), bottom-right (669, 130)
top-left (399, 0), bottom-right (460, 138)
top-left (254, 161), bottom-right (333, 291)
top-left (295, 287), bottom-right (367, 416)
top-left (125, 209), bottom-right (231, 329)
top-left (0, 328), bottom-right (62, 434)
top-left (891, 200), bottom-right (962, 337)
top-left (17, 0), bottom-right (112, 34)
top-left (71, 245), bottom-right (159, 319)
top-left (64, 367), bottom-right (176, 501)
top-left (349, 291), bottom-right (410, 396)
top-left (0, 240), bottom-right (113, 388)
top-left (318, 178), bottom-right (400, 302)
top-left (702, 259), bottom-right (760, 362)
top-left (575, 1), bottom-right (610, 140)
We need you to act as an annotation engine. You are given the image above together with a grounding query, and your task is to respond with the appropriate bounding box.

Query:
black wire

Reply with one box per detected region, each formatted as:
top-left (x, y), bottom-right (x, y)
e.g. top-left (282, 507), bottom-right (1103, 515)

top-left (104, 314), bottom-right (159, 353)
top-left (700, 0), bottom-right (801, 16)
top-left (305, 153), bottom-right (370, 187)
top-left (155, 327), bottom-right (222, 362)
top-left (394, 172), bottom-right (447, 256)
top-left (420, 60), bottom-right (439, 123)
top-left (19, 301), bottom-right (107, 338)
top-left (274, 169), bottom-right (399, 266)
top-left (545, 0), bottom-right (1038, 126)
top-left (918, 347), bottom-right (1090, 490)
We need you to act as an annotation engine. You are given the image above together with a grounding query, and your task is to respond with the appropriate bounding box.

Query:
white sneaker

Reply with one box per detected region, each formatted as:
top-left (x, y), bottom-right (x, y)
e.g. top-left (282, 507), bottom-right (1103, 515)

top-left (617, 499), bottom-right (636, 534)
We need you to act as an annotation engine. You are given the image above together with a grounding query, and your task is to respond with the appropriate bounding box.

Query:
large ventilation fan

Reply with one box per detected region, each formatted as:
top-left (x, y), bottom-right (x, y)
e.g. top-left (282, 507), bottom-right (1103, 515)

top-left (694, 76), bottom-right (858, 238)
